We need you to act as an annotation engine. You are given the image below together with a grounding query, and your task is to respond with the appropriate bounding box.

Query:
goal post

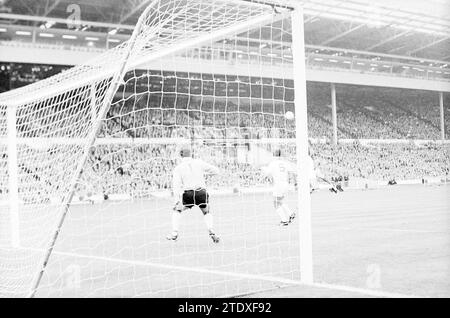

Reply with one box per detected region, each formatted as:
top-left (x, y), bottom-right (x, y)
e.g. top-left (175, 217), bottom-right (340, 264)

top-left (0, 0), bottom-right (313, 298)
top-left (291, 4), bottom-right (313, 284)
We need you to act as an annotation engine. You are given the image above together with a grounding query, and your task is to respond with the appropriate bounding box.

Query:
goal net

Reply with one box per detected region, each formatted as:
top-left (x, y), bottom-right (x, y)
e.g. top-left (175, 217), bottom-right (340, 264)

top-left (0, 0), bottom-right (311, 297)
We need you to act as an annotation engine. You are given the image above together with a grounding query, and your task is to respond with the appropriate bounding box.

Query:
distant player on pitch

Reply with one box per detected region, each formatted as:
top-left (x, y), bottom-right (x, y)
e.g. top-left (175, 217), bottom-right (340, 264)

top-left (261, 149), bottom-right (297, 226)
top-left (308, 146), bottom-right (340, 194)
top-left (167, 147), bottom-right (221, 243)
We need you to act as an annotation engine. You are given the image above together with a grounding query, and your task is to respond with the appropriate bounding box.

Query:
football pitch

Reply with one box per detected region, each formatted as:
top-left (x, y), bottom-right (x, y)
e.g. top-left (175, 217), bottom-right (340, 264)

top-left (35, 184), bottom-right (449, 298)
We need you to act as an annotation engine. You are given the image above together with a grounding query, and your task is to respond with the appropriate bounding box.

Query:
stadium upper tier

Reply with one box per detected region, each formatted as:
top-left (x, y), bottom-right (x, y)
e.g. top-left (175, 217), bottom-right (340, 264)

top-left (98, 81), bottom-right (450, 140)
top-left (2, 61), bottom-right (448, 140)
top-left (1, 0), bottom-right (449, 59)
top-left (1, 30), bottom-right (449, 84)
top-left (0, 0), bottom-right (449, 84)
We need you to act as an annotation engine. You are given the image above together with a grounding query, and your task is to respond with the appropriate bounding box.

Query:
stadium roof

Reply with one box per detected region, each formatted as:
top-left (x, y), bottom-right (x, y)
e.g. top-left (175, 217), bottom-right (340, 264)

top-left (0, 0), bottom-right (449, 62)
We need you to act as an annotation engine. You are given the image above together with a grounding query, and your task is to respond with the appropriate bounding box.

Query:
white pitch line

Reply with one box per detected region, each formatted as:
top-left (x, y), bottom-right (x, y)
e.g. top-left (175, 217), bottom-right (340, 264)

top-left (314, 225), bottom-right (447, 234)
top-left (24, 247), bottom-right (419, 298)
top-left (310, 282), bottom-right (421, 298)
top-left (358, 227), bottom-right (447, 234)
top-left (313, 208), bottom-right (448, 222)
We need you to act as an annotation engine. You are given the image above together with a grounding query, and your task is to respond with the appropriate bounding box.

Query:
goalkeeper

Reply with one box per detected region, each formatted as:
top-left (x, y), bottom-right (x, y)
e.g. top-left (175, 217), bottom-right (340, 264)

top-left (166, 147), bottom-right (221, 243)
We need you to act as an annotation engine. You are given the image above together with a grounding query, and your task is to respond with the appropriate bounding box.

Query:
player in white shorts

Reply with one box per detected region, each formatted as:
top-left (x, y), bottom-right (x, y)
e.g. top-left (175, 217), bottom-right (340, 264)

top-left (261, 149), bottom-right (297, 226)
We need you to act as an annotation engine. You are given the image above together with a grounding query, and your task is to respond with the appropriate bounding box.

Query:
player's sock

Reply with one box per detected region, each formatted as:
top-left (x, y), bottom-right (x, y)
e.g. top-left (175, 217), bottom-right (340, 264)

top-left (203, 213), bottom-right (214, 232)
top-left (276, 207), bottom-right (289, 223)
top-left (203, 214), bottom-right (220, 243)
top-left (172, 211), bottom-right (181, 232)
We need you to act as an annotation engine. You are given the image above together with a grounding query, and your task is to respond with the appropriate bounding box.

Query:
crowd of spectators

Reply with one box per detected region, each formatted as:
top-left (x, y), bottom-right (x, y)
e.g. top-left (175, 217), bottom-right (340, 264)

top-left (76, 139), bottom-right (449, 198)
top-left (312, 141), bottom-right (449, 182)
top-left (306, 83), bottom-right (447, 140)
top-left (96, 82), bottom-right (449, 143)
top-left (31, 81), bottom-right (450, 197)
top-left (97, 82), bottom-right (448, 142)
top-left (2, 64), bottom-right (448, 140)
top-left (80, 143), bottom-right (269, 198)
top-left (2, 68), bottom-right (450, 199)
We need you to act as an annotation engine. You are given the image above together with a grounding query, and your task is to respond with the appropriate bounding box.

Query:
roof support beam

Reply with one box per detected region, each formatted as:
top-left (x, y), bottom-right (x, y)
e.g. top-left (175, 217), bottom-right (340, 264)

top-left (33, 0), bottom-right (61, 27)
top-left (319, 23), bottom-right (365, 46)
top-left (16, 0), bottom-right (37, 16)
top-left (364, 30), bottom-right (410, 51)
top-left (42, 0), bottom-right (61, 17)
top-left (303, 0), bottom-right (349, 25)
top-left (406, 37), bottom-right (449, 55)
top-left (118, 0), bottom-right (153, 24)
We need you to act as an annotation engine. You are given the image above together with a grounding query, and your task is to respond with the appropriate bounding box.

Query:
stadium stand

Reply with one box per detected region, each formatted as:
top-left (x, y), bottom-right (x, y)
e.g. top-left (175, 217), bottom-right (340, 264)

top-left (1, 62), bottom-right (449, 198)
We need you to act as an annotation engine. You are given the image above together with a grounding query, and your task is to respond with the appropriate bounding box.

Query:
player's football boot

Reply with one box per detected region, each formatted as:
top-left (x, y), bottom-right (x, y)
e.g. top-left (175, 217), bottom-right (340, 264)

top-left (209, 232), bottom-right (220, 244)
top-left (289, 213), bottom-right (296, 223)
top-left (279, 221), bottom-right (290, 227)
top-left (166, 232), bottom-right (179, 241)
top-left (329, 187), bottom-right (338, 193)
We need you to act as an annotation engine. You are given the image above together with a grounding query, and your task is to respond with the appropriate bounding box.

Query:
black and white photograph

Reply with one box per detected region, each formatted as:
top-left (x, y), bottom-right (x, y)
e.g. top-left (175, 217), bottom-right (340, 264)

top-left (0, 0), bottom-right (449, 302)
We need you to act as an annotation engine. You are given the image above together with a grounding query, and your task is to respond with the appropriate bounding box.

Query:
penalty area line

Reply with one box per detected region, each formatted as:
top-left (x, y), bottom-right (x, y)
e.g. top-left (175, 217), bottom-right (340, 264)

top-left (22, 247), bottom-right (419, 298)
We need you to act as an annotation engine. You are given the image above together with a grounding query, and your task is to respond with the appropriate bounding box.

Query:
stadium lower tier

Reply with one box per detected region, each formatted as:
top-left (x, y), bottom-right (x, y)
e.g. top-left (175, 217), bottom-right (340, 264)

top-left (74, 141), bottom-right (449, 200)
top-left (3, 140), bottom-right (448, 204)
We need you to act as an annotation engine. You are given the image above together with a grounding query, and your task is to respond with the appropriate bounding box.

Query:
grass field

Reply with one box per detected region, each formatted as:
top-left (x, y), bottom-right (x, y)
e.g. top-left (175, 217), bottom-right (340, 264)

top-left (34, 184), bottom-right (449, 298)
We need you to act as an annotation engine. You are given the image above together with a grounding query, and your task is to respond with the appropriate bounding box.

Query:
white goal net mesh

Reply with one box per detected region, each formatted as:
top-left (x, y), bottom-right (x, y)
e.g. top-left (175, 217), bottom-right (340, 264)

top-left (0, 0), bottom-right (304, 297)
